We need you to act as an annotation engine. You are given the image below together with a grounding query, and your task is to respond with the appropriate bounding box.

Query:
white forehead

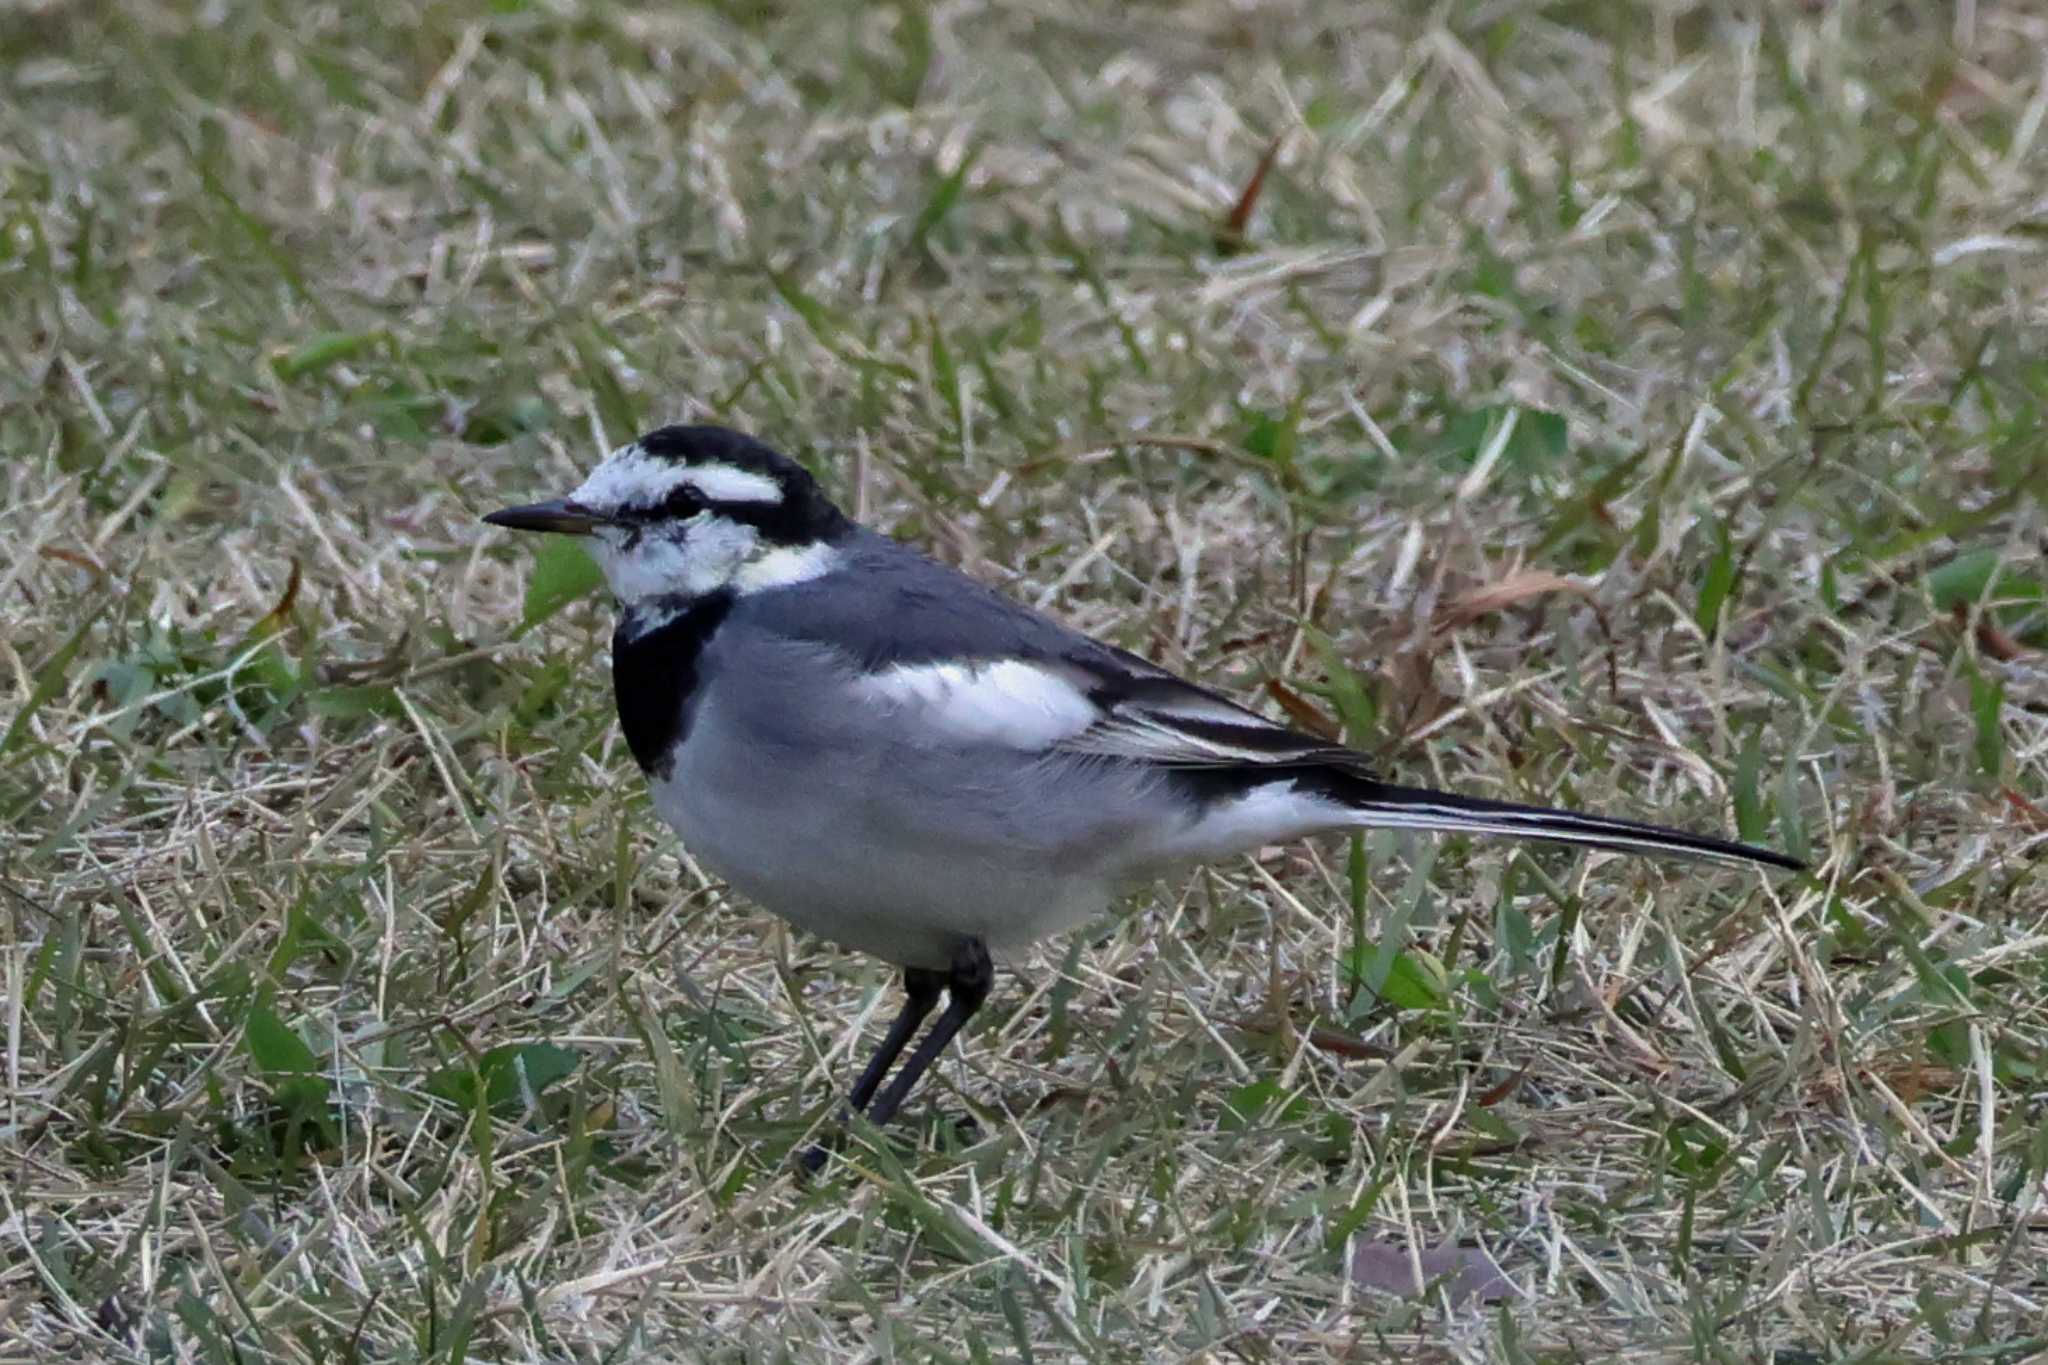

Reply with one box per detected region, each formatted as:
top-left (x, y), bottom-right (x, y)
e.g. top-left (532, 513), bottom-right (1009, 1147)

top-left (570, 442), bottom-right (784, 510)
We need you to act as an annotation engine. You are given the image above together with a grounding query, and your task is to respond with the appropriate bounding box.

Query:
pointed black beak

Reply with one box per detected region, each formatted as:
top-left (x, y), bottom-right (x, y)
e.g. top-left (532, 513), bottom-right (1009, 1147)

top-left (482, 498), bottom-right (608, 535)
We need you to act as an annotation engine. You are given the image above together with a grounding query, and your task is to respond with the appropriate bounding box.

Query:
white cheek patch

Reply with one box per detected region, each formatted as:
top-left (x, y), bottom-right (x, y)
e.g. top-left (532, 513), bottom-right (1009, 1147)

top-left (859, 659), bottom-right (1100, 750)
top-left (592, 514), bottom-right (837, 611)
top-left (591, 514), bottom-right (762, 604)
top-left (572, 444), bottom-right (785, 512)
top-left (734, 541), bottom-right (841, 594)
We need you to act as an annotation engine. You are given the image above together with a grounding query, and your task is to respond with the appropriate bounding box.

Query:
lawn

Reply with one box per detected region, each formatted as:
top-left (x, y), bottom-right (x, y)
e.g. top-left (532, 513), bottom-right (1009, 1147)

top-left (4, 1), bottom-right (2047, 1360)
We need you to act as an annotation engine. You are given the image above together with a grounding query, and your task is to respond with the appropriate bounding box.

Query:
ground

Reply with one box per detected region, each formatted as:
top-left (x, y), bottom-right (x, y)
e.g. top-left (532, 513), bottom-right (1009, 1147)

top-left (4, 1), bottom-right (2047, 1360)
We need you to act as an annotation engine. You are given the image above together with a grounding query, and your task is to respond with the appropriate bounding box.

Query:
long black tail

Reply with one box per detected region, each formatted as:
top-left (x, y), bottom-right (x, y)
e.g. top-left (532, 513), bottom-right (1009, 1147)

top-left (1331, 778), bottom-right (1805, 872)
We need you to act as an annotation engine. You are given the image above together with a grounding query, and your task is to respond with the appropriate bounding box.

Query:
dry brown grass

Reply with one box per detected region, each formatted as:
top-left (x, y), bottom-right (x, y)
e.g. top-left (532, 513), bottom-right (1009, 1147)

top-left (5, 1), bottom-right (2047, 1360)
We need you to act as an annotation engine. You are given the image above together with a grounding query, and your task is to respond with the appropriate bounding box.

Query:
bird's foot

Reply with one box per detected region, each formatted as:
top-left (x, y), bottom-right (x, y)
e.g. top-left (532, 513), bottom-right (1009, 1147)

top-left (794, 1108), bottom-right (982, 1178)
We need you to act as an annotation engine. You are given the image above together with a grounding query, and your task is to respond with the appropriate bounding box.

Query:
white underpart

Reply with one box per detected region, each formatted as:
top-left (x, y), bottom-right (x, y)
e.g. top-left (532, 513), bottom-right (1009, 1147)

top-left (572, 443), bottom-right (786, 511)
top-left (1152, 780), bottom-right (1354, 862)
top-left (858, 659), bottom-right (1100, 749)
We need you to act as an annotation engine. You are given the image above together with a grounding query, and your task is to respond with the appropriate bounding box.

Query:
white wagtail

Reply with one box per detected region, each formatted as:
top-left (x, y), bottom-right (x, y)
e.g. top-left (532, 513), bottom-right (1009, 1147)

top-left (485, 425), bottom-right (1801, 1162)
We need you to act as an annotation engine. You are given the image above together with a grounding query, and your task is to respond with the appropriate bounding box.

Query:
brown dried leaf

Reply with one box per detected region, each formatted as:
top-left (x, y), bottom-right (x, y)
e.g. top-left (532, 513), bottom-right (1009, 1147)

top-left (1264, 678), bottom-right (1342, 739)
top-left (2004, 787), bottom-right (2048, 833)
top-left (1434, 569), bottom-right (1586, 632)
top-left (38, 544), bottom-right (107, 578)
top-left (318, 629), bottom-right (413, 685)
top-left (1976, 617), bottom-right (2026, 661)
top-left (1385, 646), bottom-right (1453, 739)
top-left (253, 558), bottom-right (303, 641)
top-left (1303, 1025), bottom-right (1394, 1061)
top-left (1215, 627), bottom-right (1285, 655)
top-left (1475, 1063), bottom-right (1531, 1108)
top-left (1217, 135), bottom-right (1284, 251)
top-left (1868, 1060), bottom-right (1958, 1106)
top-left (1943, 602), bottom-right (2028, 661)
top-left (1349, 1237), bottom-right (1517, 1306)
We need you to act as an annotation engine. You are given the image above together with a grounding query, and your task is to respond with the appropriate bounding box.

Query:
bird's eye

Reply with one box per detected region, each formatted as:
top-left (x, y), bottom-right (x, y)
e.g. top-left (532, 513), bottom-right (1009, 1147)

top-left (660, 486), bottom-right (704, 518)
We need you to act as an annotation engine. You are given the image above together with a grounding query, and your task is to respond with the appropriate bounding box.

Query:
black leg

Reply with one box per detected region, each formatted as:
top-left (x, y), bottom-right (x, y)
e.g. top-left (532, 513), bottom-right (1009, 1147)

top-left (864, 939), bottom-right (993, 1131)
top-left (847, 967), bottom-right (944, 1114)
top-left (799, 966), bottom-right (944, 1174)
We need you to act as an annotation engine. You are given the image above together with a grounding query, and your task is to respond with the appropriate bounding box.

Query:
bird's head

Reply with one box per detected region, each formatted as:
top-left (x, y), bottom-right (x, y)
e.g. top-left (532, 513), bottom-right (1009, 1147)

top-left (484, 425), bottom-right (849, 614)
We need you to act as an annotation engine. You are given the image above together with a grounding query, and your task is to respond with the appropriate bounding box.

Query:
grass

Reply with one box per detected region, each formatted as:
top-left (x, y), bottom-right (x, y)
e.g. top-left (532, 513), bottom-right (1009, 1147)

top-left (4, 0), bottom-right (2047, 1359)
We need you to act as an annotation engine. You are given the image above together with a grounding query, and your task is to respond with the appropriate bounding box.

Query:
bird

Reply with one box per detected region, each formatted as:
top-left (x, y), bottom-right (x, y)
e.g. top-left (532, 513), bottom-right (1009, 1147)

top-left (484, 424), bottom-right (1802, 1165)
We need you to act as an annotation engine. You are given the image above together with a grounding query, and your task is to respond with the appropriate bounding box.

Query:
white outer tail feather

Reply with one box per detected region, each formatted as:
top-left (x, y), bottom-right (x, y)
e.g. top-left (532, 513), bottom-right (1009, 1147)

top-left (1332, 781), bottom-right (1803, 870)
top-left (1164, 777), bottom-right (1803, 872)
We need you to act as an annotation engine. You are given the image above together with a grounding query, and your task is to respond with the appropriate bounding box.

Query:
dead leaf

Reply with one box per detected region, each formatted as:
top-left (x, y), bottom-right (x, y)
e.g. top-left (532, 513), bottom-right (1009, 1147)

top-left (1264, 678), bottom-right (1342, 739)
top-left (2003, 788), bottom-right (2048, 833)
top-left (318, 629), bottom-right (413, 685)
top-left (1951, 603), bottom-right (2027, 661)
top-left (1028, 1087), bottom-right (1095, 1114)
top-left (252, 558), bottom-right (303, 640)
top-left (1349, 1237), bottom-right (1517, 1306)
top-left (1475, 1064), bottom-right (1531, 1108)
top-left (1866, 1060), bottom-right (1958, 1106)
top-left (1215, 627), bottom-right (1285, 654)
top-left (1217, 134), bottom-right (1284, 252)
top-left (1302, 1025), bottom-right (1394, 1061)
top-left (39, 544), bottom-right (107, 579)
top-left (1434, 569), bottom-right (1587, 633)
top-left (1385, 646), bottom-right (1453, 740)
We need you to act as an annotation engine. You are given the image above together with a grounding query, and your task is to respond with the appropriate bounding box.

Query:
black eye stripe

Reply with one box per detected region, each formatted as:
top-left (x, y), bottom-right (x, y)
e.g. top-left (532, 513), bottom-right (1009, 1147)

top-left (606, 477), bottom-right (847, 546)
top-left (613, 486), bottom-right (707, 522)
top-left (660, 485), bottom-right (705, 516)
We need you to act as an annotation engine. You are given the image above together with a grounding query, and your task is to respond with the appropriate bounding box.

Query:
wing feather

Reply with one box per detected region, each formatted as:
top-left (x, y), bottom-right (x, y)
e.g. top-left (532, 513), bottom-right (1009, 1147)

top-left (1054, 671), bottom-right (1369, 771)
top-left (853, 647), bottom-right (1368, 772)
